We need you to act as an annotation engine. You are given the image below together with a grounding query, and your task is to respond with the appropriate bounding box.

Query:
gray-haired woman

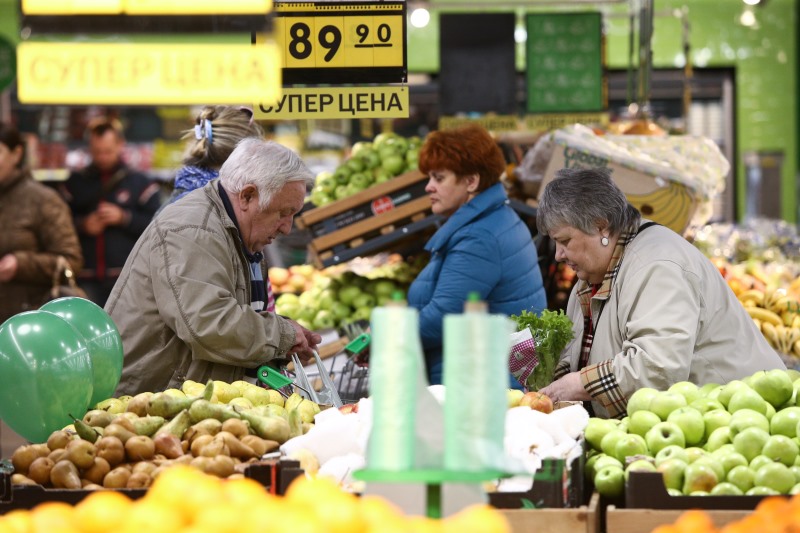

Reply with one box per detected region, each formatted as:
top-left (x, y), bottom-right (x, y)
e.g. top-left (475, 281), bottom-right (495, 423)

top-left (538, 167), bottom-right (784, 418)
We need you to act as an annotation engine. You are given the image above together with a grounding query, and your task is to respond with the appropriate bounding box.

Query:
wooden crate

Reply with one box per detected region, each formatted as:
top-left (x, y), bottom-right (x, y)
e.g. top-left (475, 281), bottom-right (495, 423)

top-left (605, 506), bottom-right (750, 533)
top-left (498, 492), bottom-right (600, 533)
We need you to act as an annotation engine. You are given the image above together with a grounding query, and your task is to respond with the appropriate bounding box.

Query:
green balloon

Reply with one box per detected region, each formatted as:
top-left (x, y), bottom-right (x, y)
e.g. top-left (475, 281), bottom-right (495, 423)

top-left (0, 311), bottom-right (93, 443)
top-left (41, 297), bottom-right (123, 406)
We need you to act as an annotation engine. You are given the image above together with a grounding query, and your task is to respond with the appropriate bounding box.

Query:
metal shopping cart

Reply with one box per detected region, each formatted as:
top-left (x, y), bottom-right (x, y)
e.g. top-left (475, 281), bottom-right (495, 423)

top-left (334, 332), bottom-right (371, 404)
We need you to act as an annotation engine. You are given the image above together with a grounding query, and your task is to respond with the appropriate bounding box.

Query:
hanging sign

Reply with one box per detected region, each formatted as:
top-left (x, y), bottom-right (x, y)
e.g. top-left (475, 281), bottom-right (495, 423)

top-left (255, 85), bottom-right (408, 119)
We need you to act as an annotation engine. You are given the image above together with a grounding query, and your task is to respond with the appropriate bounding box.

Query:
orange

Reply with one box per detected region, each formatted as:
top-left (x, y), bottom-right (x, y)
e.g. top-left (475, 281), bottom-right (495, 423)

top-left (116, 500), bottom-right (187, 533)
top-left (443, 505), bottom-right (510, 533)
top-left (73, 490), bottom-right (133, 533)
top-left (145, 465), bottom-right (224, 520)
top-left (31, 502), bottom-right (78, 533)
top-left (220, 477), bottom-right (273, 508)
top-left (0, 510), bottom-right (33, 533)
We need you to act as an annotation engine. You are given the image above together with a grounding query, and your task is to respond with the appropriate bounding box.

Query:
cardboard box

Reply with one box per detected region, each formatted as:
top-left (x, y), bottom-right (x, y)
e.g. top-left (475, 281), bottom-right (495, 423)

top-left (626, 471), bottom-right (764, 511)
top-left (541, 143), bottom-right (700, 235)
top-left (499, 492), bottom-right (600, 533)
top-left (605, 505), bottom-right (750, 533)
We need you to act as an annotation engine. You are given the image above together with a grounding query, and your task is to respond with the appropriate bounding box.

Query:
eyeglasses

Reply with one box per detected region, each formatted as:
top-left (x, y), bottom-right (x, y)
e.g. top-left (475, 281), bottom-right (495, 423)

top-left (239, 106), bottom-right (255, 126)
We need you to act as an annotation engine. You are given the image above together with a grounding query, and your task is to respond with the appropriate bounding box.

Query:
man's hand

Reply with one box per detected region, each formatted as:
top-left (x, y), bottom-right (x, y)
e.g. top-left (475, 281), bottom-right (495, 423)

top-left (0, 254), bottom-right (18, 282)
top-left (288, 320), bottom-right (322, 364)
top-left (82, 212), bottom-right (106, 236)
top-left (539, 371), bottom-right (592, 403)
top-left (97, 202), bottom-right (127, 226)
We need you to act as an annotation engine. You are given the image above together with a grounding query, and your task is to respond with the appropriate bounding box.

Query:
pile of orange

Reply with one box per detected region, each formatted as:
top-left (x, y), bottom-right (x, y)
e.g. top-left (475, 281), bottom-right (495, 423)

top-left (0, 466), bottom-right (510, 533)
top-left (653, 495), bottom-right (800, 533)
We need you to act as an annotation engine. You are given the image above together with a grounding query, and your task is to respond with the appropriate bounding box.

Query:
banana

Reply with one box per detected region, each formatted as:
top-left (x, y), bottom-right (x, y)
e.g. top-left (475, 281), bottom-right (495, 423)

top-left (794, 315), bottom-right (800, 330)
top-left (761, 322), bottom-right (780, 350)
top-left (770, 295), bottom-right (792, 315)
top-left (781, 310), bottom-right (798, 327)
top-left (794, 339), bottom-right (800, 358)
top-left (746, 306), bottom-right (784, 327)
top-left (752, 318), bottom-right (762, 331)
top-left (776, 325), bottom-right (790, 354)
top-left (738, 289), bottom-right (765, 307)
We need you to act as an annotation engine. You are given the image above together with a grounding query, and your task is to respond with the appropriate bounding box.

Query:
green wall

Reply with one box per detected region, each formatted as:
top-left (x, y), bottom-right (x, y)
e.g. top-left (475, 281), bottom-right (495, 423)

top-left (408, 0), bottom-right (798, 223)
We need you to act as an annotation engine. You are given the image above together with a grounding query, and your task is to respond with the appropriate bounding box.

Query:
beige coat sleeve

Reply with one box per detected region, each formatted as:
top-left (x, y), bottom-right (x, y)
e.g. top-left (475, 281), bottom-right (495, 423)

top-left (149, 224), bottom-right (296, 367)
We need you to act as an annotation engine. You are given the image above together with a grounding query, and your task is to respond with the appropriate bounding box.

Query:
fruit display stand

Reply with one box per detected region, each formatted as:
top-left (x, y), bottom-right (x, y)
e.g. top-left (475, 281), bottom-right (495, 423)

top-left (296, 170), bottom-right (441, 268)
top-left (604, 471), bottom-right (762, 533)
top-left (499, 492), bottom-right (600, 533)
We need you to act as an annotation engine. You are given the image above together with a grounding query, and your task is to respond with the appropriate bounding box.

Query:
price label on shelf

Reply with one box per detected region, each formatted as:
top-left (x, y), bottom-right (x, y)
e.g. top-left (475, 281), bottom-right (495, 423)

top-left (274, 1), bottom-right (406, 84)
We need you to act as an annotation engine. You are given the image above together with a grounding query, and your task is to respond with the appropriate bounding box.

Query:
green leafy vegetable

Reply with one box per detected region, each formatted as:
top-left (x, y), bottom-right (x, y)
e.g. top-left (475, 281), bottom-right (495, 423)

top-left (511, 309), bottom-right (574, 391)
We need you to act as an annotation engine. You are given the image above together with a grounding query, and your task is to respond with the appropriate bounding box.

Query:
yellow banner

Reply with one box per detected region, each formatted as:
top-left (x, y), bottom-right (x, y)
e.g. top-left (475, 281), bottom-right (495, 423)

top-left (524, 112), bottom-right (610, 131)
top-left (17, 42), bottom-right (282, 105)
top-left (21, 0), bottom-right (271, 14)
top-left (254, 86), bottom-right (408, 119)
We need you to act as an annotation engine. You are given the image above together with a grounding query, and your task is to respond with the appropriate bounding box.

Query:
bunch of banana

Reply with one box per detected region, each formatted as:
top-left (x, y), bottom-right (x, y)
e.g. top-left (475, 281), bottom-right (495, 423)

top-left (738, 288), bottom-right (800, 357)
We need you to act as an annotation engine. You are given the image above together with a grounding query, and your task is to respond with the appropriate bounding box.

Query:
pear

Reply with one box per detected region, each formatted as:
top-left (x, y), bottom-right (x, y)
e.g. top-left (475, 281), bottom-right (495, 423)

top-left (132, 416), bottom-right (166, 437)
top-left (184, 418), bottom-right (223, 443)
top-left (12, 444), bottom-right (50, 475)
top-left (240, 435), bottom-right (279, 457)
top-left (285, 393), bottom-right (303, 412)
top-left (126, 471), bottom-right (152, 489)
top-left (198, 436), bottom-right (228, 458)
top-left (153, 432), bottom-right (184, 459)
top-left (83, 457), bottom-right (111, 485)
top-left (221, 419), bottom-right (251, 439)
top-left (103, 422), bottom-right (137, 444)
top-left (147, 392), bottom-right (197, 418)
top-left (239, 410), bottom-right (290, 443)
top-left (65, 438), bottom-right (96, 469)
top-left (27, 457), bottom-right (55, 485)
top-left (95, 436), bottom-right (125, 466)
top-left (48, 448), bottom-right (68, 464)
top-left (95, 397), bottom-right (126, 414)
top-left (125, 436), bottom-right (155, 462)
top-left (125, 392), bottom-right (154, 417)
top-left (46, 430), bottom-right (73, 451)
top-left (188, 400), bottom-right (241, 423)
top-left (132, 461), bottom-right (157, 476)
top-left (82, 409), bottom-right (114, 428)
top-left (72, 417), bottom-right (101, 443)
top-left (287, 409), bottom-right (303, 440)
top-left (218, 432), bottom-right (257, 460)
top-left (155, 409), bottom-right (192, 439)
top-left (208, 455), bottom-right (236, 478)
top-left (103, 467), bottom-right (131, 488)
top-left (190, 435), bottom-right (214, 457)
top-left (10, 474), bottom-right (37, 486)
top-left (50, 460), bottom-right (81, 489)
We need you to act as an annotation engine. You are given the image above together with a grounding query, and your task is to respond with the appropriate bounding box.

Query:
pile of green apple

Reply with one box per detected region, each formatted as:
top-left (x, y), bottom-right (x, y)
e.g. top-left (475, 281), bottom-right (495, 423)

top-left (309, 132), bottom-right (422, 207)
top-left (586, 368), bottom-right (800, 499)
top-left (275, 270), bottom-right (408, 331)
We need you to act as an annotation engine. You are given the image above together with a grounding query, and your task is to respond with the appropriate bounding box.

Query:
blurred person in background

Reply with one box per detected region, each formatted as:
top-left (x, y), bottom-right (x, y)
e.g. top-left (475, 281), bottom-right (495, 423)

top-left (537, 168), bottom-right (785, 418)
top-left (61, 117), bottom-right (161, 307)
top-left (407, 124), bottom-right (547, 387)
top-left (0, 122), bottom-right (83, 322)
top-left (107, 138), bottom-right (320, 395)
top-left (164, 105), bottom-right (264, 205)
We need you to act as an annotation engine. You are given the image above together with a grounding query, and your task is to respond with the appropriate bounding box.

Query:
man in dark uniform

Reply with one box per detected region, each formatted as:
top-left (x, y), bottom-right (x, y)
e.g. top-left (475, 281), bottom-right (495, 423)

top-left (61, 118), bottom-right (162, 306)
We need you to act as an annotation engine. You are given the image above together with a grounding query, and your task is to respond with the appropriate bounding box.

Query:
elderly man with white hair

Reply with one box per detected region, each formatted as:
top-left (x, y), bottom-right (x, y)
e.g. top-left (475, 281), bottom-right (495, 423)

top-left (108, 138), bottom-right (320, 396)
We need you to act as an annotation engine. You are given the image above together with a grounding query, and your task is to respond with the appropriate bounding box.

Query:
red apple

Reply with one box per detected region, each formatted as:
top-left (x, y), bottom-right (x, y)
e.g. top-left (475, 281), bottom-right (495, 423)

top-left (338, 403), bottom-right (359, 414)
top-left (519, 392), bottom-right (554, 414)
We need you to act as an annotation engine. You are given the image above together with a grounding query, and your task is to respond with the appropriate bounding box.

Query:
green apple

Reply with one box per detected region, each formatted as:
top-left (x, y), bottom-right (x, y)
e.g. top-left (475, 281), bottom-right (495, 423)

top-left (749, 454), bottom-right (775, 473)
top-left (357, 148), bottom-right (381, 170)
top-left (787, 369), bottom-right (800, 382)
top-left (655, 445), bottom-right (689, 467)
top-left (624, 459), bottom-right (657, 480)
top-left (667, 407), bottom-right (705, 446)
top-left (705, 426), bottom-right (733, 452)
top-left (727, 387), bottom-right (768, 415)
top-left (751, 369), bottom-right (794, 408)
top-left (685, 447), bottom-right (707, 464)
top-left (645, 422), bottom-right (686, 455)
top-left (755, 462), bottom-right (795, 493)
top-left (349, 172), bottom-right (373, 190)
top-left (791, 483), bottom-right (800, 495)
top-left (657, 458), bottom-right (688, 491)
top-left (703, 408), bottom-right (732, 441)
top-left (649, 391), bottom-right (688, 421)
top-left (726, 464), bottom-right (755, 493)
top-left (337, 286), bottom-right (363, 306)
top-left (594, 454), bottom-right (624, 474)
top-left (350, 141), bottom-right (373, 157)
top-left (710, 482), bottom-right (743, 495)
top-left (682, 462), bottom-right (719, 494)
top-left (352, 293), bottom-right (376, 309)
top-left (710, 444), bottom-right (736, 456)
top-left (381, 154), bottom-right (406, 176)
top-left (717, 380), bottom-right (750, 408)
top-left (594, 466), bottom-right (625, 498)
top-left (313, 310), bottom-right (336, 330)
top-left (699, 383), bottom-right (722, 397)
top-left (669, 381), bottom-right (701, 405)
top-left (733, 427), bottom-right (770, 462)
top-left (761, 434), bottom-right (799, 466)
top-left (628, 410), bottom-right (661, 438)
top-left (746, 486), bottom-right (780, 496)
top-left (689, 397), bottom-right (724, 415)
top-left (766, 402), bottom-right (776, 421)
top-left (625, 386), bottom-right (659, 416)
top-left (615, 434), bottom-right (649, 464)
top-left (600, 429), bottom-right (629, 458)
top-left (585, 453), bottom-right (602, 481)
top-left (718, 452), bottom-right (748, 477)
top-left (351, 306), bottom-right (372, 321)
top-left (692, 456), bottom-right (725, 483)
top-left (334, 184), bottom-right (350, 200)
top-left (618, 417), bottom-right (630, 434)
top-left (333, 165), bottom-right (353, 185)
top-left (585, 418), bottom-right (619, 452)
top-left (792, 465), bottom-right (800, 483)
top-left (729, 408), bottom-right (770, 437)
top-left (667, 488), bottom-right (683, 496)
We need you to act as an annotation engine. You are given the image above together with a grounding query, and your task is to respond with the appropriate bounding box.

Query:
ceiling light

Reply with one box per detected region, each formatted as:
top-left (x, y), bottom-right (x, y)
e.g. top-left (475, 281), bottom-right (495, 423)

top-left (410, 8), bottom-right (430, 28)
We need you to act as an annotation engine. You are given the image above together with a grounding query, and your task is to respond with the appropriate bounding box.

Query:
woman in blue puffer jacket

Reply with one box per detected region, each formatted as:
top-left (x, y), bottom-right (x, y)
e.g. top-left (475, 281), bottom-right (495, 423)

top-left (407, 124), bottom-right (547, 388)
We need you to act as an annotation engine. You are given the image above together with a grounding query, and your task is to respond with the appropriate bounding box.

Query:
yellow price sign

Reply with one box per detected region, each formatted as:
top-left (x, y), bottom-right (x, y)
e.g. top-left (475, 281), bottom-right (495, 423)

top-left (22, 0), bottom-right (271, 14)
top-left (17, 41), bottom-right (282, 105)
top-left (274, 1), bottom-right (406, 84)
top-left (254, 86), bottom-right (409, 119)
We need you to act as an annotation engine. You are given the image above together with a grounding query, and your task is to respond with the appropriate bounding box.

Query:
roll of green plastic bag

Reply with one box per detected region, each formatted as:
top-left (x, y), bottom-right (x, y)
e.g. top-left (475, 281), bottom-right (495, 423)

top-left (0, 310), bottom-right (93, 442)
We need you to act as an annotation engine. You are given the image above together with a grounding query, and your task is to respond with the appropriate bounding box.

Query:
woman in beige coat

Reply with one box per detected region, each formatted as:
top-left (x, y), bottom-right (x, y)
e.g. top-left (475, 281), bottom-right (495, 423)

top-left (538, 168), bottom-right (784, 419)
top-left (0, 122), bottom-right (83, 323)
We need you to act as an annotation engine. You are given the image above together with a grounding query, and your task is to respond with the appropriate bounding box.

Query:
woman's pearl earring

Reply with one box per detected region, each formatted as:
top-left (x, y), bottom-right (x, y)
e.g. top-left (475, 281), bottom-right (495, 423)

top-left (601, 236), bottom-right (609, 246)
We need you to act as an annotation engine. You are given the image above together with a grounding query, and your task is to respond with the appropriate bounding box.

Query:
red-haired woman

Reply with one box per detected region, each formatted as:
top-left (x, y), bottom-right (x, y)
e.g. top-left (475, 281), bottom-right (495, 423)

top-left (407, 124), bottom-right (547, 387)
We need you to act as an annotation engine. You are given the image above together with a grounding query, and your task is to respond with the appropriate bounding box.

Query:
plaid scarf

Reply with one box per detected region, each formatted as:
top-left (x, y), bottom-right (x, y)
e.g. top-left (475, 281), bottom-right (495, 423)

top-left (575, 226), bottom-right (638, 370)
